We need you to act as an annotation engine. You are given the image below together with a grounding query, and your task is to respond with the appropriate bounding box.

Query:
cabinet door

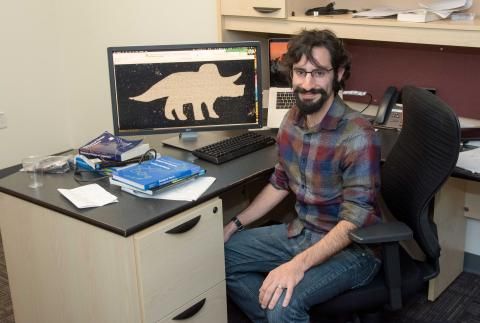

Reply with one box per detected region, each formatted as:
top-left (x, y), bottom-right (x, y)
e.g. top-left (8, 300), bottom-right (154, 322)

top-left (158, 281), bottom-right (227, 323)
top-left (221, 0), bottom-right (286, 18)
top-left (134, 198), bottom-right (225, 323)
top-left (465, 181), bottom-right (480, 220)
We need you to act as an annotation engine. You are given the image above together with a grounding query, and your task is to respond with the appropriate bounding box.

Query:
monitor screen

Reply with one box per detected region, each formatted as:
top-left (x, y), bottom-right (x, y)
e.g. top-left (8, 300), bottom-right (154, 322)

top-left (107, 42), bottom-right (262, 149)
top-left (268, 38), bottom-right (290, 88)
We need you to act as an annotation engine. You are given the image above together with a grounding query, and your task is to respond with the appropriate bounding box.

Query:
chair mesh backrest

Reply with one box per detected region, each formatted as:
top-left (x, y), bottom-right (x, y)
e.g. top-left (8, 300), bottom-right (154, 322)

top-left (381, 86), bottom-right (460, 260)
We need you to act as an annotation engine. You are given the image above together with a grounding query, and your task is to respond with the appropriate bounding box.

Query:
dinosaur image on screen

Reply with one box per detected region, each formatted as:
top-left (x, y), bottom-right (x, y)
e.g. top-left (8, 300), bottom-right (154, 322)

top-left (129, 64), bottom-right (245, 121)
top-left (107, 42), bottom-right (262, 137)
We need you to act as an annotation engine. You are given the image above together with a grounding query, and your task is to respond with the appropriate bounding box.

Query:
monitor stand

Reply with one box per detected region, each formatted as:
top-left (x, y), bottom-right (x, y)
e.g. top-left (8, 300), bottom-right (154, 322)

top-left (162, 131), bottom-right (233, 152)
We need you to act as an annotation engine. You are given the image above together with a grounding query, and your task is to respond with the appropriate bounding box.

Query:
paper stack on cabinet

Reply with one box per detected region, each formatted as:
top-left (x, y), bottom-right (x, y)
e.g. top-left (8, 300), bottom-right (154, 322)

top-left (354, 0), bottom-right (472, 22)
top-left (398, 0), bottom-right (472, 22)
top-left (397, 9), bottom-right (444, 22)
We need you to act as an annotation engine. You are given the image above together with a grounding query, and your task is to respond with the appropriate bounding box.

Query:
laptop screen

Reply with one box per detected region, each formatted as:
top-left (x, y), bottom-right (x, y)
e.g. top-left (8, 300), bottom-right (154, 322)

top-left (269, 38), bottom-right (290, 88)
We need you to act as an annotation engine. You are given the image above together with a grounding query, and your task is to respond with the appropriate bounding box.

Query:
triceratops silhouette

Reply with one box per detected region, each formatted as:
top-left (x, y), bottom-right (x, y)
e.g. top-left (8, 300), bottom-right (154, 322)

top-left (130, 64), bottom-right (245, 121)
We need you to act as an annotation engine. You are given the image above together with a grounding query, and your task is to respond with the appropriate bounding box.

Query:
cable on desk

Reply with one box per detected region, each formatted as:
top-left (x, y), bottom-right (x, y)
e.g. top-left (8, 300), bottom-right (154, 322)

top-left (359, 93), bottom-right (373, 114)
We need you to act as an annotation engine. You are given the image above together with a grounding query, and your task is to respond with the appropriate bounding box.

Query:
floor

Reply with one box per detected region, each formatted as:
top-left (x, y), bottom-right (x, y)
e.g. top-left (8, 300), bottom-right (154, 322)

top-left (227, 272), bottom-right (480, 323)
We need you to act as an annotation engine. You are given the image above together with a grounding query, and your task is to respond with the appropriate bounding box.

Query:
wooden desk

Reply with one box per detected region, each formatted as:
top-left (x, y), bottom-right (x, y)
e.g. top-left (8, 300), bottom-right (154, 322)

top-left (0, 142), bottom-right (278, 323)
top-left (0, 129), bottom-right (475, 323)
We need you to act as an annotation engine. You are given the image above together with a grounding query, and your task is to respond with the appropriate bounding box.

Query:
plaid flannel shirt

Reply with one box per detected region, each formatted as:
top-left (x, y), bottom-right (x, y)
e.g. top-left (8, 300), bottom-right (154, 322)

top-left (270, 96), bottom-right (382, 238)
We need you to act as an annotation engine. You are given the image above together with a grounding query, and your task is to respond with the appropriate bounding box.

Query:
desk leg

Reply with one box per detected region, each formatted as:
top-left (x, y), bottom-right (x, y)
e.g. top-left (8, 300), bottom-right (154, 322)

top-left (428, 177), bottom-right (467, 301)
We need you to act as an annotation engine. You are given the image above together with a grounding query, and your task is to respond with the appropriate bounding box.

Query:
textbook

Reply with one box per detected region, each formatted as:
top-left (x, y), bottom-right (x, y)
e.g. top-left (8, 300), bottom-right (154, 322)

top-left (109, 172), bottom-right (202, 195)
top-left (111, 156), bottom-right (205, 191)
top-left (79, 131), bottom-right (150, 161)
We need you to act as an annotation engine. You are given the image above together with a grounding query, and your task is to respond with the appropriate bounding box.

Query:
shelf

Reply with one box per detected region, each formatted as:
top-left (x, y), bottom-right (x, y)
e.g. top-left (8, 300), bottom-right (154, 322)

top-left (222, 14), bottom-right (480, 48)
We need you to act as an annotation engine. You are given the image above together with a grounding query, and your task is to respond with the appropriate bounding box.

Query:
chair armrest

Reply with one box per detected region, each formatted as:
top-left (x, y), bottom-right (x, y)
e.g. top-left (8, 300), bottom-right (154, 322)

top-left (349, 221), bottom-right (413, 244)
top-left (350, 221), bottom-right (413, 311)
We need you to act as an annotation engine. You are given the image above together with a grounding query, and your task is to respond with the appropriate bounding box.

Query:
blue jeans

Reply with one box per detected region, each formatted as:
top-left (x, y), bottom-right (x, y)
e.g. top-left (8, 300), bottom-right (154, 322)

top-left (224, 224), bottom-right (381, 323)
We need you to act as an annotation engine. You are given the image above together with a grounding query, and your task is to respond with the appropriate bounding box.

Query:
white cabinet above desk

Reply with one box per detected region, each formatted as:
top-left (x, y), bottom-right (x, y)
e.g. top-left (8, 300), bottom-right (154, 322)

top-left (222, 15), bottom-right (480, 48)
top-left (219, 0), bottom-right (480, 48)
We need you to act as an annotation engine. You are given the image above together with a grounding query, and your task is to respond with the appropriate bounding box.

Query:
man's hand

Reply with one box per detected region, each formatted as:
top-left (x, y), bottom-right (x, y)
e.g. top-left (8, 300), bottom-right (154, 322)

top-left (258, 258), bottom-right (306, 309)
top-left (223, 221), bottom-right (237, 243)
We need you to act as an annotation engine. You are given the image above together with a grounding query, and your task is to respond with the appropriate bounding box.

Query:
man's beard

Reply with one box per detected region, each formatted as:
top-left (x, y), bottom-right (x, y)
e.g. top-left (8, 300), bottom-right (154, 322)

top-left (293, 87), bottom-right (329, 115)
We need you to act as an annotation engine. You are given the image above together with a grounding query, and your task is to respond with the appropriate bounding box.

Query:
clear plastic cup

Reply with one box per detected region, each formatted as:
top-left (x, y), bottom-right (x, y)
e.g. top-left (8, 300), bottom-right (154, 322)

top-left (22, 156), bottom-right (44, 188)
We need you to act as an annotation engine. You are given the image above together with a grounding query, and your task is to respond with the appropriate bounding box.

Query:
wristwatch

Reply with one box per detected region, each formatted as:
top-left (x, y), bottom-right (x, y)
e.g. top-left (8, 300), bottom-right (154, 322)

top-left (231, 216), bottom-right (245, 231)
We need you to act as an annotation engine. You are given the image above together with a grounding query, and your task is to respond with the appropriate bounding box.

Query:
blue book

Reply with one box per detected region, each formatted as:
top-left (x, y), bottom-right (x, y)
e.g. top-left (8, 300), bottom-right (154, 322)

top-left (111, 156), bottom-right (205, 190)
top-left (110, 172), bottom-right (202, 195)
top-left (79, 131), bottom-right (150, 161)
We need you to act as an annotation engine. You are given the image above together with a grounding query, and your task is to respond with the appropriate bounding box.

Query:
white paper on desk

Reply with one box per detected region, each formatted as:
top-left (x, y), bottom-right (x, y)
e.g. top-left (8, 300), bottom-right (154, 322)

top-left (58, 184), bottom-right (118, 208)
top-left (457, 148), bottom-right (480, 173)
top-left (122, 176), bottom-right (216, 201)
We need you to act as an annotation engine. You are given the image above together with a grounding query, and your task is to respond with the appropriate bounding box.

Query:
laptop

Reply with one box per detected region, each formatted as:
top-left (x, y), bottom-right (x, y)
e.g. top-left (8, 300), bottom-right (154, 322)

top-left (267, 38), bottom-right (294, 128)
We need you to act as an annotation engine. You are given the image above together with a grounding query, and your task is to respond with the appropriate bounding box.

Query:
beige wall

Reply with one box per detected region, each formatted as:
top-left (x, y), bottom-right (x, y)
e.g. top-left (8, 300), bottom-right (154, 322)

top-left (0, 0), bottom-right (218, 169)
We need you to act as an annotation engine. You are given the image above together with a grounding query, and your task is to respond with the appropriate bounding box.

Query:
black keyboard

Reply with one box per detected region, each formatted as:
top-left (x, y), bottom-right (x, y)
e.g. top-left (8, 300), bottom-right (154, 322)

top-left (192, 132), bottom-right (276, 164)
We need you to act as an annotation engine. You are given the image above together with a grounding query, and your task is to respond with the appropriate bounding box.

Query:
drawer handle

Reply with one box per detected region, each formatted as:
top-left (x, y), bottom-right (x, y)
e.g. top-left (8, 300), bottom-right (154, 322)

top-left (166, 215), bottom-right (201, 234)
top-left (253, 7), bottom-right (281, 14)
top-left (172, 298), bottom-right (206, 320)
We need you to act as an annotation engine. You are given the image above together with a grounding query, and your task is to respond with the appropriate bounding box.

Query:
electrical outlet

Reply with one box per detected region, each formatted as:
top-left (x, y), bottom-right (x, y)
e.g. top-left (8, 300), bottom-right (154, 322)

top-left (0, 112), bottom-right (7, 129)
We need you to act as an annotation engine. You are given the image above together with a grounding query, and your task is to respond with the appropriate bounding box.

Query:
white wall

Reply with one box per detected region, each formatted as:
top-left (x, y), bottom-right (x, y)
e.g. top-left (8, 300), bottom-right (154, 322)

top-left (0, 0), bottom-right (69, 168)
top-left (0, 0), bottom-right (218, 169)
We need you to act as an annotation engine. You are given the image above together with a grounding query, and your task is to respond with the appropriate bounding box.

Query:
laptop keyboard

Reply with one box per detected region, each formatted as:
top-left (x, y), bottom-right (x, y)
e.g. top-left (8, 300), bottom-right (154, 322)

top-left (276, 91), bottom-right (295, 109)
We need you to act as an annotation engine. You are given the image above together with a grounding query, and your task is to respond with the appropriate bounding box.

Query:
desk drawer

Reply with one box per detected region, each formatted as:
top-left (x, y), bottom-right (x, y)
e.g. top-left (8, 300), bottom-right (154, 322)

top-left (220, 0), bottom-right (320, 18)
top-left (221, 0), bottom-right (287, 18)
top-left (134, 198), bottom-right (225, 323)
top-left (158, 281), bottom-right (227, 323)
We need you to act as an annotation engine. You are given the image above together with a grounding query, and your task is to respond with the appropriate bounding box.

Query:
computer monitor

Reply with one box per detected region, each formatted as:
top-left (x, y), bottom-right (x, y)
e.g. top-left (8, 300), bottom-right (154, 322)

top-left (107, 42), bottom-right (262, 151)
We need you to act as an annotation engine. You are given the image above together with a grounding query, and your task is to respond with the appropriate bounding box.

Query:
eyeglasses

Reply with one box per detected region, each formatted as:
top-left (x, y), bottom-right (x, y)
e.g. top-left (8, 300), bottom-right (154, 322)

top-left (293, 67), bottom-right (333, 80)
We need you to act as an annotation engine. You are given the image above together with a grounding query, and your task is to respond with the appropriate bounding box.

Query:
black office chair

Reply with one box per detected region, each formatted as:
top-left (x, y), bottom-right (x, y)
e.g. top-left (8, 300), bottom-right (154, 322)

top-left (309, 86), bottom-right (461, 322)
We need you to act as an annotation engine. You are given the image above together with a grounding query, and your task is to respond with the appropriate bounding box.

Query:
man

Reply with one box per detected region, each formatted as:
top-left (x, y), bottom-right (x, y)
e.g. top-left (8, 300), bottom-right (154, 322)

top-left (224, 29), bottom-right (382, 323)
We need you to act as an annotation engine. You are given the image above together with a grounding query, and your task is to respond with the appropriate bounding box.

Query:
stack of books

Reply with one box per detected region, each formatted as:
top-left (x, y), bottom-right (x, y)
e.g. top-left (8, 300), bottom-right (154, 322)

top-left (76, 131), bottom-right (150, 170)
top-left (109, 156), bottom-right (206, 195)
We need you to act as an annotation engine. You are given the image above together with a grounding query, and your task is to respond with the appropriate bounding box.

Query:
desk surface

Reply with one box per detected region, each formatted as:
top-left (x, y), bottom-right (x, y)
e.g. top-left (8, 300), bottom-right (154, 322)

top-left (0, 141), bottom-right (278, 237)
top-left (1, 129), bottom-right (478, 237)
